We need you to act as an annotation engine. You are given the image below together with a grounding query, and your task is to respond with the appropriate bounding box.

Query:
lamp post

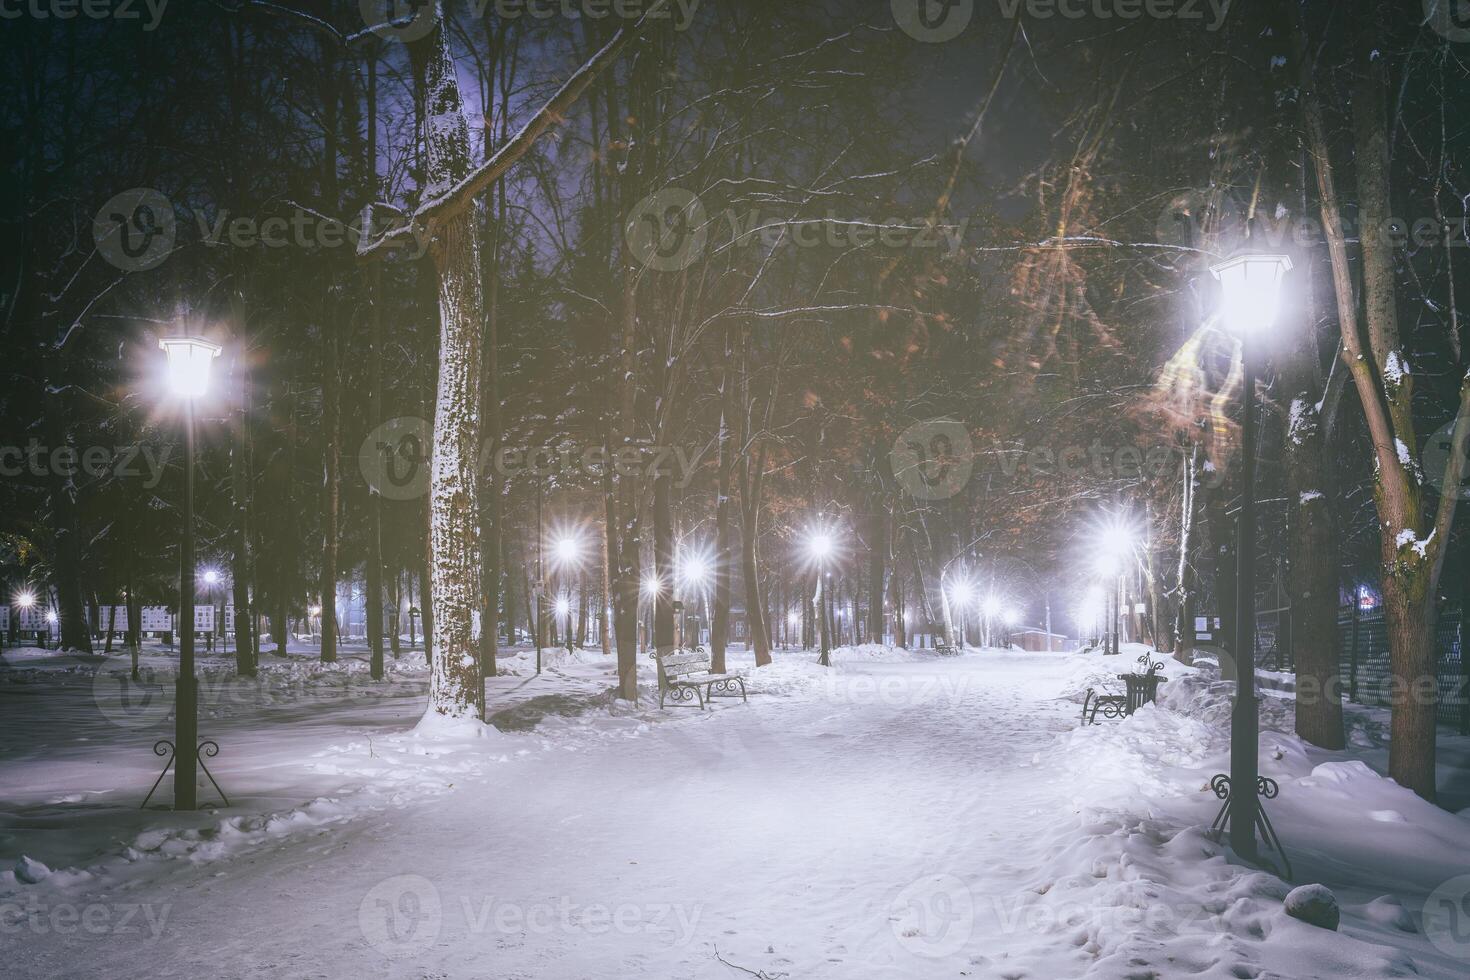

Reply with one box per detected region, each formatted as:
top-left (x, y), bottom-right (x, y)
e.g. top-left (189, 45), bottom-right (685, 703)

top-left (159, 335), bottom-right (221, 811)
top-left (948, 579), bottom-right (973, 648)
top-left (806, 529), bottom-right (835, 666)
top-left (1211, 252), bottom-right (1293, 865)
top-left (981, 594), bottom-right (1001, 649)
top-left (555, 596), bottom-right (573, 654)
top-left (16, 591), bottom-right (37, 648)
top-left (202, 568), bottom-right (221, 654)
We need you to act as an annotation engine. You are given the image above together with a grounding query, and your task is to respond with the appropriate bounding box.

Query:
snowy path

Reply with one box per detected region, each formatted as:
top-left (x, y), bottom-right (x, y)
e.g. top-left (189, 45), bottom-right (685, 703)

top-left (4, 654), bottom-right (1093, 979)
top-left (6, 647), bottom-right (1470, 979)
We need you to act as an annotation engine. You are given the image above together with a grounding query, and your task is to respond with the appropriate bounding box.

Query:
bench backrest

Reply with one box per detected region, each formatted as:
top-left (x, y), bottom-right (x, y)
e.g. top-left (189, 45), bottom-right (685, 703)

top-left (656, 648), bottom-right (711, 683)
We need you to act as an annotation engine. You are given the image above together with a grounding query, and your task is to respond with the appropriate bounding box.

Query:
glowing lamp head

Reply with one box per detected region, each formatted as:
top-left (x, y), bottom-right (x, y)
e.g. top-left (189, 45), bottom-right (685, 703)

top-left (159, 336), bottom-right (222, 400)
top-left (807, 531), bottom-right (834, 563)
top-left (202, 569), bottom-right (219, 585)
top-left (641, 574), bottom-right (662, 597)
top-left (554, 597), bottom-right (571, 617)
top-left (949, 580), bottom-right (973, 606)
top-left (1002, 608), bottom-right (1021, 627)
top-left (981, 595), bottom-right (1001, 618)
top-left (16, 591), bottom-right (35, 609)
top-left (46, 610), bottom-right (58, 624)
top-left (1210, 253), bottom-right (1293, 335)
top-left (681, 555), bottom-right (710, 587)
top-left (309, 605), bottom-right (322, 617)
top-left (552, 534), bottom-right (583, 568)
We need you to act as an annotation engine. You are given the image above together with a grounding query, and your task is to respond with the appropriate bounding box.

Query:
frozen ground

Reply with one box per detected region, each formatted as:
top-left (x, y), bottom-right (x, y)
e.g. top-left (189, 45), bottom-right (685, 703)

top-left (2, 640), bottom-right (1469, 978)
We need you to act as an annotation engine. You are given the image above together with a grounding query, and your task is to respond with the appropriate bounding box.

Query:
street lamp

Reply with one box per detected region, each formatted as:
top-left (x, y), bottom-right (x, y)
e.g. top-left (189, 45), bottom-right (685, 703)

top-left (1092, 515), bottom-right (1137, 656)
top-left (555, 596), bottom-right (573, 654)
top-left (202, 567), bottom-right (221, 654)
top-left (804, 528), bottom-right (837, 666)
top-left (159, 334), bottom-right (220, 811)
top-left (1211, 251), bottom-right (1292, 866)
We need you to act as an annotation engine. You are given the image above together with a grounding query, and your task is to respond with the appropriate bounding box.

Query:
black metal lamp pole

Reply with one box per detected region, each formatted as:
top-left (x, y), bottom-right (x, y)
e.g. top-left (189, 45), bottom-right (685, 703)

top-left (817, 569), bottom-right (830, 666)
top-left (174, 399), bottom-right (198, 812)
top-left (1230, 334), bottom-right (1260, 862)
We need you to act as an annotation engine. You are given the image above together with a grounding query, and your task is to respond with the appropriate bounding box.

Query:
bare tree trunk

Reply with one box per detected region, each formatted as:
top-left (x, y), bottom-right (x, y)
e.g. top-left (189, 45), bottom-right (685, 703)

top-left (869, 505), bottom-right (886, 644)
top-left (319, 324), bottom-right (340, 665)
top-left (231, 347), bottom-right (256, 675)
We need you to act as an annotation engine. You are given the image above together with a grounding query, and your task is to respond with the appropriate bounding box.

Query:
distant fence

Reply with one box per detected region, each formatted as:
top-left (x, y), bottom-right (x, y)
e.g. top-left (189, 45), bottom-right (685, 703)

top-left (1255, 603), bottom-right (1469, 732)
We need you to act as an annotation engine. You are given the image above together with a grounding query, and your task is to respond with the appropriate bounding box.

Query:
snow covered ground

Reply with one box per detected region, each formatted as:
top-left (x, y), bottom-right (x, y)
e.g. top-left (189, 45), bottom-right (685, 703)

top-left (2, 640), bottom-right (1469, 978)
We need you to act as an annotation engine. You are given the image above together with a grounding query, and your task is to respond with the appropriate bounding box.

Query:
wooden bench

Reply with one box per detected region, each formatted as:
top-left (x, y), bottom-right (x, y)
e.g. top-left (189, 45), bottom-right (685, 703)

top-left (933, 641), bottom-right (958, 656)
top-left (651, 646), bottom-right (747, 709)
top-left (1082, 653), bottom-right (1167, 724)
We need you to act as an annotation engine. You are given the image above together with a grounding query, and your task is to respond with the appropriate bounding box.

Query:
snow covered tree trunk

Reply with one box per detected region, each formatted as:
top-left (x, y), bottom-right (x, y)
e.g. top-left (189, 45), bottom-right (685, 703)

top-left (1173, 447), bottom-right (1199, 664)
top-left (411, 12), bottom-right (487, 720)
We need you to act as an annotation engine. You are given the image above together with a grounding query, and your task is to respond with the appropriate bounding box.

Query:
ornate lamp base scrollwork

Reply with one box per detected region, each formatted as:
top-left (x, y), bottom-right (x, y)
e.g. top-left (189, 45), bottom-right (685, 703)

top-left (141, 738), bottom-right (231, 810)
top-left (1208, 773), bottom-right (1290, 878)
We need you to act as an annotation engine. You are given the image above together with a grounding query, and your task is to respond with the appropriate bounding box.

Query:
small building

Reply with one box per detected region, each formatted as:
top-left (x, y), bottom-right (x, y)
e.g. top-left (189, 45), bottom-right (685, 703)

top-left (1016, 628), bottom-right (1069, 652)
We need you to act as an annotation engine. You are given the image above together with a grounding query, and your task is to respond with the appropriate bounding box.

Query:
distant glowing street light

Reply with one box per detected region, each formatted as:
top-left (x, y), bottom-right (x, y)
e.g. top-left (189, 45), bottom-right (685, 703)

top-left (554, 596), bottom-right (573, 653)
top-left (980, 595), bottom-right (1001, 619)
top-left (309, 605), bottom-right (322, 617)
top-left (1003, 608), bottom-right (1020, 627)
top-left (803, 526), bottom-right (840, 665)
top-left (641, 574), bottom-right (663, 598)
top-left (202, 569), bottom-right (219, 586)
top-left (1211, 251), bottom-right (1294, 867)
top-left (45, 610), bottom-right (58, 624)
top-left (15, 591), bottom-right (35, 609)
